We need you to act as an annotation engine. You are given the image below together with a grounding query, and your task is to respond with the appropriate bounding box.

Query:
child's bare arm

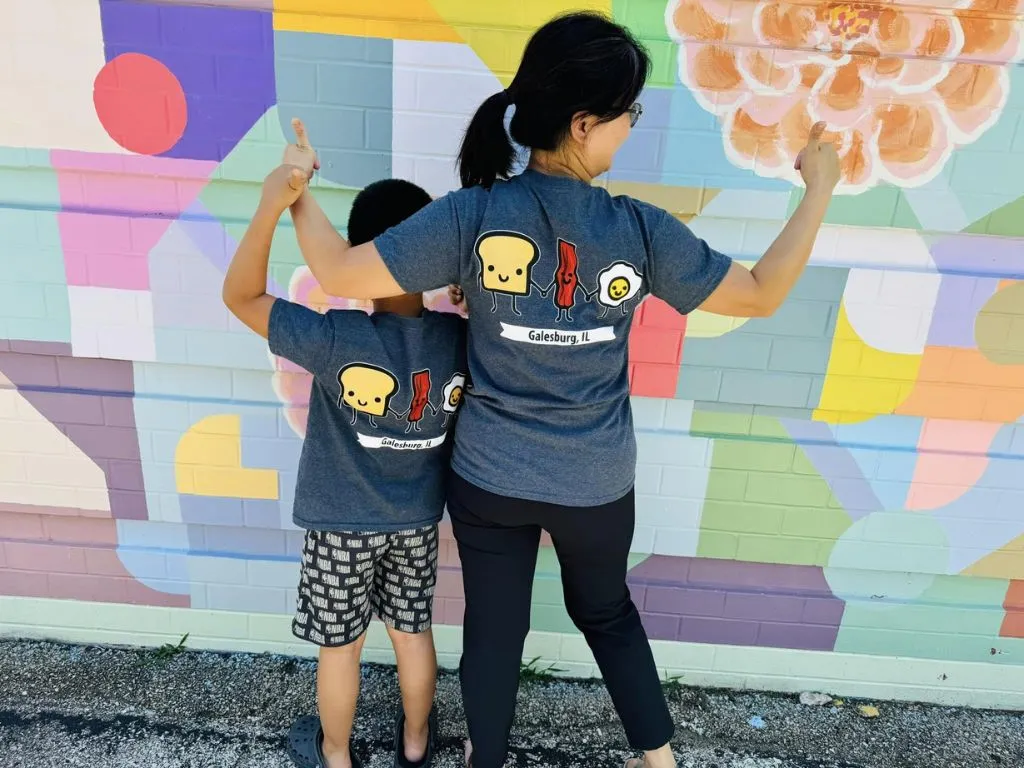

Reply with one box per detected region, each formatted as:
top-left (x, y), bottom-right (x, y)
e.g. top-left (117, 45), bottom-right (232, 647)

top-left (223, 166), bottom-right (307, 338)
top-left (222, 200), bottom-right (281, 339)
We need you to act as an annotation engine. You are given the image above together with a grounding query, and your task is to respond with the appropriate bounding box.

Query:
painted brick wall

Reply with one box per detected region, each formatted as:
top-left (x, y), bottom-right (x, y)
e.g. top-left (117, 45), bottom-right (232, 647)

top-left (2, 0), bottom-right (1024, 697)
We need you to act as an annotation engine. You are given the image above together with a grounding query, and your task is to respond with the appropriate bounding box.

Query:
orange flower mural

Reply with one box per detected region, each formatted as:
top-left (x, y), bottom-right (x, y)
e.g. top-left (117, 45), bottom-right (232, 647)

top-left (666, 0), bottom-right (1023, 192)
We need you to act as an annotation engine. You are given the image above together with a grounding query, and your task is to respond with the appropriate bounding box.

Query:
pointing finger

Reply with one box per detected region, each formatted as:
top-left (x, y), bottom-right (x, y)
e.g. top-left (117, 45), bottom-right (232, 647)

top-left (291, 118), bottom-right (310, 149)
top-left (807, 121), bottom-right (826, 147)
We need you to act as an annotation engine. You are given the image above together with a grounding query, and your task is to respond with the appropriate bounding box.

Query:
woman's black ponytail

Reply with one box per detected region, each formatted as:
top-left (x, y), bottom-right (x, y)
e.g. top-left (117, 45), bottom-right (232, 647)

top-left (458, 90), bottom-right (515, 189)
top-left (456, 12), bottom-right (650, 191)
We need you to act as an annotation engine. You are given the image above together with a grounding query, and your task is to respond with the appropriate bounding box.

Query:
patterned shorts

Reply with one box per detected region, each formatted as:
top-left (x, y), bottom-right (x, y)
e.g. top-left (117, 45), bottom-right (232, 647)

top-left (292, 525), bottom-right (439, 647)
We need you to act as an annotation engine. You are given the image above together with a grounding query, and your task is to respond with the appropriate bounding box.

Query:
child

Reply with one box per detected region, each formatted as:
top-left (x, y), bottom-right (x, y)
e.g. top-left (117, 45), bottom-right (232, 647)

top-left (223, 167), bottom-right (467, 768)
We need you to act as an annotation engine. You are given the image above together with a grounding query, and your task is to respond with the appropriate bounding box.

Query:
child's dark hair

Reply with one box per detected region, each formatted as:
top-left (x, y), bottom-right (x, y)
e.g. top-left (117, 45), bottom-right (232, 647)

top-left (457, 12), bottom-right (650, 189)
top-left (347, 179), bottom-right (433, 246)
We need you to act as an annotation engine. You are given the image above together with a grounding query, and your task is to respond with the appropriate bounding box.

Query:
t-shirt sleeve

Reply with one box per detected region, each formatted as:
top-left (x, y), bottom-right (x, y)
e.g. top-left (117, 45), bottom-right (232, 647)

top-left (374, 188), bottom-right (483, 294)
top-left (642, 203), bottom-right (733, 315)
top-left (267, 298), bottom-right (337, 375)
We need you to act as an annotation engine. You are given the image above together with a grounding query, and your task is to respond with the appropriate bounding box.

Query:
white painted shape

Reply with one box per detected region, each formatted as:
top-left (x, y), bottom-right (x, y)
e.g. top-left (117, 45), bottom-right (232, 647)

top-left (391, 40), bottom-right (501, 196)
top-left (2, 0), bottom-right (128, 153)
top-left (844, 269), bottom-right (941, 353)
top-left (68, 287), bottom-right (156, 362)
top-left (0, 390), bottom-right (110, 511)
top-left (699, 189), bottom-right (792, 222)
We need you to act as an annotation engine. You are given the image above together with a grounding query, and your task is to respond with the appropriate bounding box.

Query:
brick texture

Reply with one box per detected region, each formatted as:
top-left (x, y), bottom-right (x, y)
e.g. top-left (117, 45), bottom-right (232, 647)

top-left (2, 0), bottom-right (1024, 688)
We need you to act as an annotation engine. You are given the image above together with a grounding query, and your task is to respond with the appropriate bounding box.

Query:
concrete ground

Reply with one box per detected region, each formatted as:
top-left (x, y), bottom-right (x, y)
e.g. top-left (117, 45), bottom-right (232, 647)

top-left (0, 639), bottom-right (1022, 767)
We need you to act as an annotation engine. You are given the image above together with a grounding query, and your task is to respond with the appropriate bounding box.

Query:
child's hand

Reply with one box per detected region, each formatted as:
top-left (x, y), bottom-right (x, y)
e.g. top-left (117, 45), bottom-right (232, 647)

top-left (261, 164), bottom-right (309, 212)
top-left (448, 284), bottom-right (465, 308)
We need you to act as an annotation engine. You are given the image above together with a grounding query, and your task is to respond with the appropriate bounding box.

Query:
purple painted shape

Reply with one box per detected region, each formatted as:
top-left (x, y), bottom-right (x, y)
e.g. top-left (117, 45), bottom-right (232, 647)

top-left (99, 0), bottom-right (275, 162)
top-left (607, 86), bottom-right (673, 183)
top-left (8, 341), bottom-right (73, 356)
top-left (930, 233), bottom-right (1024, 277)
top-left (193, 523), bottom-right (289, 557)
top-left (640, 612), bottom-right (682, 641)
top-left (927, 275), bottom-right (1000, 348)
top-left (780, 418), bottom-right (880, 520)
top-left (179, 495), bottom-right (245, 527)
top-left (0, 350), bottom-right (147, 520)
top-left (628, 555), bottom-right (844, 651)
top-left (178, 202), bottom-right (285, 296)
top-left (680, 616), bottom-right (760, 646)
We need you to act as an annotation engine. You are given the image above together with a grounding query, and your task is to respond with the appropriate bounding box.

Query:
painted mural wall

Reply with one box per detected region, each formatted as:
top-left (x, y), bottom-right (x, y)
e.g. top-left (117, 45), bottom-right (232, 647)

top-left (2, 0), bottom-right (1024, 681)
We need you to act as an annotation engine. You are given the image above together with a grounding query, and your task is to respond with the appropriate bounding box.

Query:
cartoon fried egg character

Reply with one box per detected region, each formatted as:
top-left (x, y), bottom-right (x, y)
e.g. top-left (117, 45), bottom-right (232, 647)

top-left (596, 262), bottom-right (643, 316)
top-left (442, 373), bottom-right (466, 411)
top-left (441, 373), bottom-right (467, 426)
top-left (475, 231), bottom-right (543, 315)
top-left (337, 363), bottom-right (399, 426)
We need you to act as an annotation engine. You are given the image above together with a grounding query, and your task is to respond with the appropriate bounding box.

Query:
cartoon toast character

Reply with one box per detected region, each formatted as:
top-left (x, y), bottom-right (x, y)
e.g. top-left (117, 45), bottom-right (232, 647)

top-left (542, 238), bottom-right (591, 322)
top-left (595, 261), bottom-right (644, 318)
top-left (404, 369), bottom-right (437, 433)
top-left (337, 363), bottom-right (400, 428)
top-left (441, 372), bottom-right (467, 427)
top-left (475, 231), bottom-right (548, 315)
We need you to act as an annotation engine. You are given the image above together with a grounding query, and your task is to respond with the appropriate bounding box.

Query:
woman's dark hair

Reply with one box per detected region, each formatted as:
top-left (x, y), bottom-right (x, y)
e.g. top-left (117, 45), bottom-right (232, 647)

top-left (347, 178), bottom-right (432, 246)
top-left (457, 11), bottom-right (650, 189)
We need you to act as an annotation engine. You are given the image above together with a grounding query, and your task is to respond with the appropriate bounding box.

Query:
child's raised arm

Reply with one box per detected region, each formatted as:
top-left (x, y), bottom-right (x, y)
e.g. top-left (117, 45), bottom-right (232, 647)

top-left (222, 165), bottom-right (307, 338)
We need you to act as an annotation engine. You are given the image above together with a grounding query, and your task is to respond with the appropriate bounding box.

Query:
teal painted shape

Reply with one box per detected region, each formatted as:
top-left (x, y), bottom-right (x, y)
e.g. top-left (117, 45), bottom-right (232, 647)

top-left (834, 573), bottom-right (1024, 665)
top-left (274, 31), bottom-right (393, 187)
top-left (678, 266), bottom-right (848, 408)
top-left (0, 149), bottom-right (69, 344)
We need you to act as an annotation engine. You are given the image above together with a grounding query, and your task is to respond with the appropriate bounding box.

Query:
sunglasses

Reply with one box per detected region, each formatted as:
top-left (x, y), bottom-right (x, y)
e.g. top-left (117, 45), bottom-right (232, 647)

top-left (627, 102), bottom-right (643, 127)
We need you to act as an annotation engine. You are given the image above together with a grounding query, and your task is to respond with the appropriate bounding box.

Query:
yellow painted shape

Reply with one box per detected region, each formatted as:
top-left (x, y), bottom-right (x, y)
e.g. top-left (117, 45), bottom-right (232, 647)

top-left (685, 260), bottom-right (755, 338)
top-left (429, 0), bottom-right (612, 84)
top-left (175, 415), bottom-right (278, 499)
top-left (274, 0), bottom-right (460, 41)
top-left (813, 303), bottom-right (921, 424)
top-left (963, 535), bottom-right (1024, 580)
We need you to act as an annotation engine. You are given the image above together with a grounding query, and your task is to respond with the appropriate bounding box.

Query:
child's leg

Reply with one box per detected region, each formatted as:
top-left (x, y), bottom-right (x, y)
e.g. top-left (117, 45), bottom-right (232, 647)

top-left (374, 524), bottom-right (441, 764)
top-left (387, 625), bottom-right (437, 761)
top-left (318, 635), bottom-right (367, 768)
top-left (293, 530), bottom-right (390, 768)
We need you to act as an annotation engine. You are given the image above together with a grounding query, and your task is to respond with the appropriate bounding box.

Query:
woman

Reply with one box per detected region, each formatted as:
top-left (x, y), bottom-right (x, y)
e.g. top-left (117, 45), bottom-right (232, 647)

top-left (278, 12), bottom-right (839, 767)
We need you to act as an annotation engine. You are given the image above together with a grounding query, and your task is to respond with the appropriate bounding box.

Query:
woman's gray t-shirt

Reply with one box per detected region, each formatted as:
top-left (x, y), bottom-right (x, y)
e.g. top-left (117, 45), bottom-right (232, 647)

top-left (374, 169), bottom-right (731, 507)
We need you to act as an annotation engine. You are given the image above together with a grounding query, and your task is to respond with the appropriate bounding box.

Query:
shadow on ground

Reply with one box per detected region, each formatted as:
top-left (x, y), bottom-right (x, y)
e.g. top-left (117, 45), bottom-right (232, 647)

top-left (0, 639), bottom-right (1021, 767)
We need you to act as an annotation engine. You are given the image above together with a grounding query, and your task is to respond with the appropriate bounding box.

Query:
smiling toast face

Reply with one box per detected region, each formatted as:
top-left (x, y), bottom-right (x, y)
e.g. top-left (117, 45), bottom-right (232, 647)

top-left (476, 232), bottom-right (539, 296)
top-left (338, 364), bottom-right (399, 417)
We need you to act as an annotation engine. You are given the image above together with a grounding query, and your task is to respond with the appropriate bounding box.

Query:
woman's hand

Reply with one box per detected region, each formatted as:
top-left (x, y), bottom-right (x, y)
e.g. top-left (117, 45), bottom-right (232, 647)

top-left (794, 121), bottom-right (840, 195)
top-left (259, 118), bottom-right (320, 214)
top-left (282, 117), bottom-right (319, 180)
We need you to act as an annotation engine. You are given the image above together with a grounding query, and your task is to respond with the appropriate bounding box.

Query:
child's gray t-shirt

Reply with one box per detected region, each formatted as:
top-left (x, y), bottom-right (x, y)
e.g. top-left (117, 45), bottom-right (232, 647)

top-left (269, 300), bottom-right (468, 530)
top-left (374, 168), bottom-right (732, 507)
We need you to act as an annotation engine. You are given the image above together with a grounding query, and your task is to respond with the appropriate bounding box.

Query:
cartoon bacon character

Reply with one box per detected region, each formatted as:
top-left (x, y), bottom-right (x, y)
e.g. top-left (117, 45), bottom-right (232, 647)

top-left (405, 369), bottom-right (436, 433)
top-left (546, 239), bottom-right (589, 321)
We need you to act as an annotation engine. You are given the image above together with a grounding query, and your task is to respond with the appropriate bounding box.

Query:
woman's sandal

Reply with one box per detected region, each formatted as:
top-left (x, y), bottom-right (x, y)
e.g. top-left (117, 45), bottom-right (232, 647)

top-left (624, 759), bottom-right (646, 768)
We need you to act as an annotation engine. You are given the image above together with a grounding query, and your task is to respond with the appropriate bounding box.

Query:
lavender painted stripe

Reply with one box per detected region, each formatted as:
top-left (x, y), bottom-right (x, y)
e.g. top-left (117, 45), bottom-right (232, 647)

top-left (927, 275), bottom-right (999, 348)
top-left (7, 341), bottom-right (73, 356)
top-left (780, 418), bottom-right (880, 520)
top-left (756, 622), bottom-right (841, 651)
top-left (930, 233), bottom-right (1024, 277)
top-left (179, 201), bottom-right (285, 296)
top-left (632, 555), bottom-right (833, 596)
top-left (627, 555), bottom-right (845, 651)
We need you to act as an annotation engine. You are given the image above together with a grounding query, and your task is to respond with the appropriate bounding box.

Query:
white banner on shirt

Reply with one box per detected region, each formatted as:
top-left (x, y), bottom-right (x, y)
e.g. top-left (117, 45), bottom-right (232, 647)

top-left (356, 433), bottom-right (447, 450)
top-left (499, 323), bottom-right (616, 346)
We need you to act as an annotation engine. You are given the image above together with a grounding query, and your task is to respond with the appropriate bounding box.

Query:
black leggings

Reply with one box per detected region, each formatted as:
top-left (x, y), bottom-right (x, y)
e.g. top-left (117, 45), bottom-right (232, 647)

top-left (447, 471), bottom-right (674, 768)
